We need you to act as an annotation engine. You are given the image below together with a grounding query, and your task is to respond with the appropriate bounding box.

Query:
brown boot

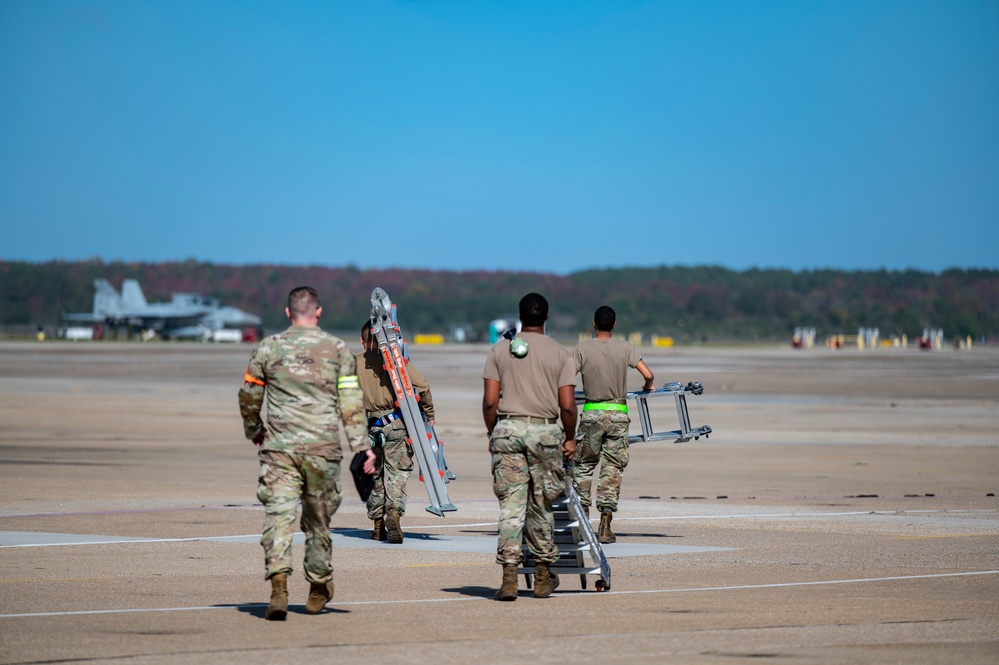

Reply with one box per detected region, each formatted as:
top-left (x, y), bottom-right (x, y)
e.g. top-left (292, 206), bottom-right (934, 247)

top-left (385, 508), bottom-right (403, 544)
top-left (370, 518), bottom-right (386, 541)
top-left (494, 564), bottom-right (519, 601)
top-left (265, 573), bottom-right (288, 621)
top-left (533, 562), bottom-right (560, 598)
top-left (305, 579), bottom-right (334, 614)
top-left (598, 510), bottom-right (616, 544)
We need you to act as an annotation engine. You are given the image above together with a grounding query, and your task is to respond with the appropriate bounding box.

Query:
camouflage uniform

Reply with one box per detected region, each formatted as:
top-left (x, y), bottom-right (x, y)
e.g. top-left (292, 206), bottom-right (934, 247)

top-left (365, 419), bottom-right (414, 519)
top-left (239, 325), bottom-right (367, 583)
top-left (484, 332), bottom-right (576, 566)
top-left (571, 337), bottom-right (643, 513)
top-left (574, 410), bottom-right (630, 512)
top-left (356, 349), bottom-right (435, 520)
top-left (490, 418), bottom-right (565, 565)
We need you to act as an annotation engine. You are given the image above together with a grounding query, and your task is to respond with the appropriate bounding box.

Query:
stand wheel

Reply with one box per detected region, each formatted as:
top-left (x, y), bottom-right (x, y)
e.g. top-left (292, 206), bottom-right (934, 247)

top-left (595, 579), bottom-right (607, 591)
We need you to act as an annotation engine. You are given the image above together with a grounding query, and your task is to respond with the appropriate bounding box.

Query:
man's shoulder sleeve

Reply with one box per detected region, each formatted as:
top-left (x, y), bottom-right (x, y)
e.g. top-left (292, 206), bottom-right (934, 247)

top-left (337, 345), bottom-right (358, 375)
top-left (627, 343), bottom-right (642, 368)
top-left (408, 362), bottom-right (429, 388)
top-left (244, 340), bottom-right (270, 382)
top-left (483, 346), bottom-right (501, 381)
top-left (557, 344), bottom-right (576, 387)
top-left (335, 349), bottom-right (367, 451)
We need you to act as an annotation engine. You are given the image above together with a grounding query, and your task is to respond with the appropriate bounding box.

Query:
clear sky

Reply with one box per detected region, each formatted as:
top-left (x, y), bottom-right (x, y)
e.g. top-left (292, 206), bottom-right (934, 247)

top-left (1, 1), bottom-right (996, 274)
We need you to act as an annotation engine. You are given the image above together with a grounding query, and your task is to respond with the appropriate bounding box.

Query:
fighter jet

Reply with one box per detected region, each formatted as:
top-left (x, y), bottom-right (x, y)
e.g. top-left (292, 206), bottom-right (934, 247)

top-left (63, 279), bottom-right (262, 341)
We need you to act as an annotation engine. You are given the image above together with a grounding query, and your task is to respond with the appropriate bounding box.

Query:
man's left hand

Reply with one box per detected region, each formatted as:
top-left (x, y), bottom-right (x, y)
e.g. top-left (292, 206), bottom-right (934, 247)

top-left (251, 427), bottom-right (266, 446)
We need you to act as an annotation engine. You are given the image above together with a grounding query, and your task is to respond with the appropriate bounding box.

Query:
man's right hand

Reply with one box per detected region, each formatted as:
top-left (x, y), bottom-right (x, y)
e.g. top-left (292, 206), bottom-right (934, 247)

top-left (251, 428), bottom-right (266, 446)
top-left (562, 437), bottom-right (577, 460)
top-left (363, 449), bottom-right (377, 474)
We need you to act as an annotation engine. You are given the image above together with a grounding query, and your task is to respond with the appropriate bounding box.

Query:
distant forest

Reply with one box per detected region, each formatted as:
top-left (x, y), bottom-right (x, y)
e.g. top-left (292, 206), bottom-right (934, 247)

top-left (1, 259), bottom-right (996, 342)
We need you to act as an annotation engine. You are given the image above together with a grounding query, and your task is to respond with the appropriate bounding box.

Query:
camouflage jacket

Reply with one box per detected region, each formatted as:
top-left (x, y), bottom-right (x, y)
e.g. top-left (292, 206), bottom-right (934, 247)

top-left (238, 324), bottom-right (367, 460)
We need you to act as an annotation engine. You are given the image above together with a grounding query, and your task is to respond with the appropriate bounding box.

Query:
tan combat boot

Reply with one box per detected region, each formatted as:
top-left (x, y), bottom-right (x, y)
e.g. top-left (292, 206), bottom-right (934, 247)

top-left (305, 579), bottom-right (334, 614)
top-left (370, 518), bottom-right (386, 541)
top-left (598, 510), bottom-right (616, 544)
top-left (265, 573), bottom-right (288, 621)
top-left (385, 508), bottom-right (404, 544)
top-left (494, 564), bottom-right (519, 601)
top-left (533, 562), bottom-right (560, 598)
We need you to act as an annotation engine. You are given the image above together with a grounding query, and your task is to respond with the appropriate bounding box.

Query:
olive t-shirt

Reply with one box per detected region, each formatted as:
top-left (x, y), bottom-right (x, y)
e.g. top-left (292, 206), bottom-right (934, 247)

top-left (355, 350), bottom-right (435, 420)
top-left (572, 338), bottom-right (642, 402)
top-left (483, 332), bottom-right (576, 419)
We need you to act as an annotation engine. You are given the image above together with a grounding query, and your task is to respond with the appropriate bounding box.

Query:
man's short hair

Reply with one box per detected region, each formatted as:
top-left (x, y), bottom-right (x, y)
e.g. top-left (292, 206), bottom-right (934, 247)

top-left (361, 320), bottom-right (372, 337)
top-left (288, 286), bottom-right (319, 318)
top-left (519, 292), bottom-right (549, 327)
top-left (594, 305), bottom-right (616, 332)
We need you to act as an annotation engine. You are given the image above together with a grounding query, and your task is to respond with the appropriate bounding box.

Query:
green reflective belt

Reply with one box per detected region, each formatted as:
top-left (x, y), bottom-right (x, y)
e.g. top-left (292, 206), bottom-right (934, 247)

top-left (583, 402), bottom-right (628, 413)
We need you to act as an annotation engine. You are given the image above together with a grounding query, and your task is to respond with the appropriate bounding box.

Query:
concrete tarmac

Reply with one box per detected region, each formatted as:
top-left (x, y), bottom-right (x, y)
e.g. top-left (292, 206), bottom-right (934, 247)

top-left (1, 340), bottom-right (997, 664)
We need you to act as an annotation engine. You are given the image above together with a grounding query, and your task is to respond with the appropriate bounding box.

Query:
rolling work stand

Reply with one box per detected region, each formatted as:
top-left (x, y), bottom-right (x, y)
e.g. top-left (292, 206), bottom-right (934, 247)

top-left (520, 381), bottom-right (711, 591)
top-left (369, 287), bottom-right (457, 517)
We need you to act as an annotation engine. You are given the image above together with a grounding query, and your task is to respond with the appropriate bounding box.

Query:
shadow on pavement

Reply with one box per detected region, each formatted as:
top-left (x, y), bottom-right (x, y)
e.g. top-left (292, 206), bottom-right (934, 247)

top-left (440, 585), bottom-right (498, 599)
top-left (227, 603), bottom-right (351, 618)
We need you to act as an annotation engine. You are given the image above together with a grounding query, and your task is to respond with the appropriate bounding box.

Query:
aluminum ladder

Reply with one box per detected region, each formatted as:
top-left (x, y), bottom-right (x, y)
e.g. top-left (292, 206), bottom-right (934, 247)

top-left (369, 287), bottom-right (456, 517)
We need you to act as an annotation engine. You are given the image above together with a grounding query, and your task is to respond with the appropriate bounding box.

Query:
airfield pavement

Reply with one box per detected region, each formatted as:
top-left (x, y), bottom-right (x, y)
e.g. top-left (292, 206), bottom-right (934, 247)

top-left (0, 339), bottom-right (997, 664)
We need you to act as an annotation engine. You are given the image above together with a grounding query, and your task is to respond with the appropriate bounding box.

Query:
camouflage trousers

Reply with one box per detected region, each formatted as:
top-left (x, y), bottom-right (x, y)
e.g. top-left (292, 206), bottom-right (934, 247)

top-left (490, 418), bottom-right (565, 566)
top-left (366, 419), bottom-right (414, 520)
top-left (573, 410), bottom-right (630, 512)
top-left (256, 450), bottom-right (342, 583)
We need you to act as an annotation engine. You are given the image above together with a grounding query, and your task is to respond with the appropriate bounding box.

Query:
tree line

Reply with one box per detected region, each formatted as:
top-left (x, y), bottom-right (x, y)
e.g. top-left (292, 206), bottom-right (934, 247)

top-left (1, 259), bottom-right (996, 342)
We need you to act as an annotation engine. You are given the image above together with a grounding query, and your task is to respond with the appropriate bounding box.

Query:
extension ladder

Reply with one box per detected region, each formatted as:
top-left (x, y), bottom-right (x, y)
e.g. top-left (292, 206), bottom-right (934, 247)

top-left (369, 287), bottom-right (456, 517)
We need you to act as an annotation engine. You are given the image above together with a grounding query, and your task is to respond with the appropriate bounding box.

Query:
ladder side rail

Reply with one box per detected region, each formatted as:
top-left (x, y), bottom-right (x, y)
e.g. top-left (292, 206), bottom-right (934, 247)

top-left (378, 330), bottom-right (454, 515)
top-left (563, 475), bottom-right (611, 589)
top-left (635, 394), bottom-right (654, 442)
top-left (673, 392), bottom-right (693, 441)
top-left (427, 423), bottom-right (455, 482)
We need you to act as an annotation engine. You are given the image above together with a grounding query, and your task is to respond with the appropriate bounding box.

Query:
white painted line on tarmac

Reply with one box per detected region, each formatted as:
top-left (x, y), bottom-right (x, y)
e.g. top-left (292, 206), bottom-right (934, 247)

top-left (4, 508), bottom-right (995, 548)
top-left (6, 506), bottom-right (994, 539)
top-left (618, 509), bottom-right (998, 521)
top-left (2, 570), bottom-right (997, 619)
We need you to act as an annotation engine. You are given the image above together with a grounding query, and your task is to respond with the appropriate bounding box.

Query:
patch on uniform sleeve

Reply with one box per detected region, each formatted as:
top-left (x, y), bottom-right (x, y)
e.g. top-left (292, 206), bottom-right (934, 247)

top-left (244, 370), bottom-right (266, 386)
top-left (337, 375), bottom-right (359, 390)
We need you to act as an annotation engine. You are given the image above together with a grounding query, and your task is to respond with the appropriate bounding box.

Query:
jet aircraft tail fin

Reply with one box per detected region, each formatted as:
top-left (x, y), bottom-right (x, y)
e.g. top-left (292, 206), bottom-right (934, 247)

top-left (92, 279), bottom-right (123, 318)
top-left (121, 279), bottom-right (148, 310)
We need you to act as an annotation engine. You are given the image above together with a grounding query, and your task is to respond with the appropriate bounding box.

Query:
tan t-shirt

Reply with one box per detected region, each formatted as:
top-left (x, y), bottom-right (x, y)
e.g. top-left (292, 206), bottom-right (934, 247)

top-left (355, 350), bottom-right (435, 421)
top-left (483, 332), bottom-right (576, 419)
top-left (572, 338), bottom-right (642, 402)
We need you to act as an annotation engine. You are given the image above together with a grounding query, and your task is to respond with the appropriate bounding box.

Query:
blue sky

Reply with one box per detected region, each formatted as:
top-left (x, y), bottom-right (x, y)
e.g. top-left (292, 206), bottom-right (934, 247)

top-left (1, 1), bottom-right (996, 274)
